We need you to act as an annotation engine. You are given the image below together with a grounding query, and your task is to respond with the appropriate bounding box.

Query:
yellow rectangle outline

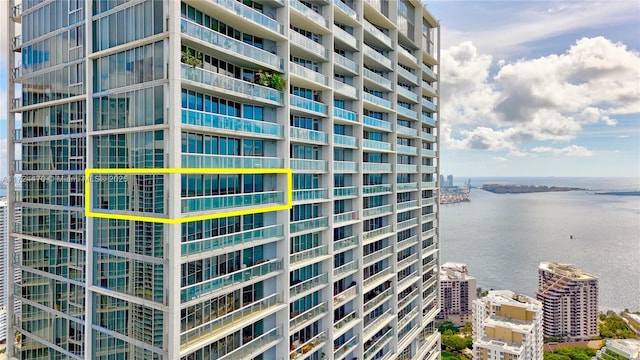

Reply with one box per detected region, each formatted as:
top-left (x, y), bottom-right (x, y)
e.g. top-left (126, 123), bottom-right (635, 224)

top-left (84, 168), bottom-right (293, 224)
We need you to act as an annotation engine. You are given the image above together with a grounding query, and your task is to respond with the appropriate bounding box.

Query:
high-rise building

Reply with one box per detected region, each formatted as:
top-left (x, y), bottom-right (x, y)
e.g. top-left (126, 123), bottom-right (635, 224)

top-left (472, 290), bottom-right (543, 360)
top-left (536, 262), bottom-right (599, 341)
top-left (7, 0), bottom-right (441, 359)
top-left (446, 175), bottom-right (453, 187)
top-left (0, 197), bottom-right (21, 345)
top-left (438, 262), bottom-right (476, 326)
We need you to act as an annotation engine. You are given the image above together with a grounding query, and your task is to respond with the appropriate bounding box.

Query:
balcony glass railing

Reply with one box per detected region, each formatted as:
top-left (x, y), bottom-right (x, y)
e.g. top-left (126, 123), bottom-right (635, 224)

top-left (363, 20), bottom-right (392, 48)
top-left (398, 253), bottom-right (419, 271)
top-left (422, 63), bottom-right (437, 80)
top-left (333, 25), bottom-right (359, 50)
top-left (334, 260), bottom-right (359, 278)
top-left (398, 46), bottom-right (417, 63)
top-left (421, 165), bottom-right (436, 173)
top-left (363, 184), bottom-right (392, 194)
top-left (363, 225), bottom-right (393, 242)
top-left (421, 148), bottom-right (437, 157)
top-left (334, 53), bottom-right (359, 75)
top-left (290, 302), bottom-right (328, 331)
top-left (334, 335), bottom-right (358, 359)
top-left (181, 154), bottom-right (283, 169)
top-left (396, 182), bottom-right (419, 192)
top-left (290, 127), bottom-right (328, 144)
top-left (398, 287), bottom-right (419, 310)
top-left (334, 186), bottom-right (358, 197)
top-left (422, 114), bottom-right (437, 127)
top-left (290, 245), bottom-right (329, 265)
top-left (12, 65), bottom-right (22, 80)
top-left (363, 162), bottom-right (392, 173)
top-left (421, 132), bottom-right (436, 142)
top-left (363, 139), bottom-right (392, 152)
top-left (397, 86), bottom-right (418, 103)
top-left (397, 66), bottom-right (418, 85)
top-left (290, 273), bottom-right (329, 298)
top-left (334, 311), bottom-right (359, 332)
top-left (12, 35), bottom-right (21, 50)
top-left (363, 204), bottom-right (393, 218)
top-left (333, 134), bottom-right (357, 148)
top-left (220, 325), bottom-right (282, 360)
top-left (209, 0), bottom-right (283, 34)
top-left (363, 246), bottom-right (393, 266)
top-left (397, 200), bottom-right (418, 210)
top-left (181, 65), bottom-right (283, 104)
top-left (396, 144), bottom-right (417, 155)
top-left (290, 330), bottom-right (327, 359)
top-left (397, 235), bottom-right (418, 251)
top-left (397, 105), bottom-right (418, 119)
top-left (182, 109), bottom-right (283, 138)
top-left (364, 44), bottom-right (393, 69)
top-left (293, 188), bottom-right (329, 201)
top-left (334, 234), bottom-right (359, 252)
top-left (396, 164), bottom-right (418, 173)
top-left (290, 159), bottom-right (328, 172)
top-left (333, 161), bottom-right (358, 172)
top-left (12, 98), bottom-right (22, 110)
top-left (11, 3), bottom-right (22, 18)
top-left (182, 224), bottom-right (283, 256)
top-left (397, 217), bottom-right (419, 230)
top-left (290, 216), bottom-right (329, 233)
top-left (363, 92), bottom-right (392, 109)
top-left (422, 97), bottom-right (438, 112)
top-left (334, 80), bottom-right (358, 98)
top-left (182, 191), bottom-right (283, 212)
top-left (362, 115), bottom-right (391, 131)
top-left (334, 286), bottom-right (357, 308)
top-left (181, 19), bottom-right (283, 71)
top-left (290, 31), bottom-right (329, 59)
top-left (421, 213), bottom-right (436, 223)
top-left (290, 62), bottom-right (329, 86)
top-left (290, 0), bottom-right (329, 28)
top-left (364, 267), bottom-right (392, 289)
top-left (422, 80), bottom-right (437, 94)
top-left (362, 68), bottom-right (392, 90)
top-left (364, 286), bottom-right (393, 314)
top-left (181, 259), bottom-right (283, 302)
top-left (421, 195), bottom-right (437, 204)
top-left (290, 95), bottom-right (328, 115)
top-left (180, 292), bottom-right (281, 345)
top-left (333, 108), bottom-right (357, 122)
top-left (334, 210), bottom-right (358, 224)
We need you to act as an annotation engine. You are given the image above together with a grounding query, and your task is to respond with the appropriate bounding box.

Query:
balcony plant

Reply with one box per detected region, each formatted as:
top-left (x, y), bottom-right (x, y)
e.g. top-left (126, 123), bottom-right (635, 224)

top-left (181, 48), bottom-right (203, 68)
top-left (256, 69), bottom-right (286, 91)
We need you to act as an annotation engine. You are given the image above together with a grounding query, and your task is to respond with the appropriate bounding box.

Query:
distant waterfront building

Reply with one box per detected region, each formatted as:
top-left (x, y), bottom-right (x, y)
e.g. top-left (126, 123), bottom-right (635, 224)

top-left (438, 262), bottom-right (476, 326)
top-left (596, 339), bottom-right (640, 360)
top-left (440, 174), bottom-right (445, 186)
top-left (473, 290), bottom-right (544, 360)
top-left (536, 262), bottom-right (599, 341)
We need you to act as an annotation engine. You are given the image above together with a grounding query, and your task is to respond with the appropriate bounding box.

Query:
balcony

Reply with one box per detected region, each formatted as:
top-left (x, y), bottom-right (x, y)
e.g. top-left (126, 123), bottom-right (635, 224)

top-left (396, 144), bottom-right (417, 155)
top-left (334, 80), bottom-right (358, 99)
top-left (422, 98), bottom-right (438, 112)
top-left (290, 273), bottom-right (329, 298)
top-left (334, 259), bottom-right (359, 279)
top-left (290, 0), bottom-right (329, 29)
top-left (333, 108), bottom-right (357, 122)
top-left (397, 253), bottom-right (419, 271)
top-left (334, 285), bottom-right (357, 307)
top-left (290, 302), bottom-right (328, 332)
top-left (364, 310), bottom-right (394, 342)
top-left (290, 31), bottom-right (329, 60)
top-left (398, 287), bottom-right (419, 311)
top-left (181, 19), bottom-right (283, 71)
top-left (396, 182), bottom-right (419, 192)
top-left (180, 292), bottom-right (282, 346)
top-left (333, 134), bottom-right (357, 149)
top-left (397, 235), bottom-right (418, 251)
top-left (363, 246), bottom-right (394, 267)
top-left (364, 286), bottom-right (393, 314)
top-left (363, 204), bottom-right (393, 218)
top-left (11, 65), bottom-right (22, 81)
top-left (290, 95), bottom-right (328, 116)
top-left (421, 213), bottom-right (436, 223)
top-left (334, 53), bottom-right (359, 75)
top-left (334, 311), bottom-right (360, 335)
top-left (362, 162), bottom-right (392, 173)
top-left (397, 105), bottom-right (418, 120)
top-left (290, 330), bottom-right (327, 360)
top-left (398, 46), bottom-right (418, 64)
top-left (219, 326), bottom-right (282, 359)
top-left (363, 20), bottom-right (393, 49)
top-left (422, 258), bottom-right (437, 274)
top-left (421, 195), bottom-right (437, 204)
top-left (334, 334), bottom-right (358, 360)
top-left (291, 244), bottom-right (329, 265)
top-left (397, 200), bottom-right (419, 211)
top-left (181, 154), bottom-right (283, 169)
top-left (11, 3), bottom-right (21, 22)
top-left (363, 44), bottom-right (393, 70)
top-left (422, 80), bottom-right (437, 95)
top-left (421, 132), bottom-right (436, 142)
top-left (363, 225), bottom-right (393, 243)
top-left (363, 267), bottom-right (392, 290)
top-left (333, 25), bottom-right (359, 51)
top-left (422, 63), bottom-right (437, 80)
top-left (362, 68), bottom-right (392, 91)
top-left (334, 210), bottom-right (359, 225)
top-left (181, 109), bottom-right (283, 139)
top-left (290, 216), bottom-right (329, 233)
top-left (290, 127), bottom-right (328, 144)
top-left (290, 62), bottom-right (329, 87)
top-left (293, 188), bottom-right (329, 202)
top-left (398, 307), bottom-right (419, 330)
top-left (422, 114), bottom-right (437, 127)
top-left (333, 161), bottom-right (358, 173)
top-left (398, 270), bottom-right (419, 290)
top-left (396, 164), bottom-right (418, 173)
top-left (182, 224), bottom-right (283, 256)
top-left (12, 35), bottom-right (21, 51)
top-left (364, 328), bottom-right (393, 360)
top-left (182, 191), bottom-right (284, 213)
top-left (421, 148), bottom-right (436, 157)
top-left (397, 66), bottom-right (419, 86)
top-left (363, 92), bottom-right (392, 110)
top-left (363, 184), bottom-right (392, 195)
top-left (397, 86), bottom-right (418, 103)
top-left (363, 139), bottom-right (392, 152)
top-left (421, 165), bottom-right (436, 173)
top-left (397, 124), bottom-right (418, 137)
top-left (362, 116), bottom-right (391, 131)
top-left (397, 217), bottom-right (418, 230)
top-left (181, 258), bottom-right (283, 302)
top-left (13, 129), bottom-right (22, 143)
top-left (334, 0), bottom-right (357, 18)
top-left (12, 97), bottom-right (22, 110)
top-left (290, 159), bottom-right (328, 173)
top-left (334, 185), bottom-right (358, 198)
top-left (181, 65), bottom-right (283, 105)
top-left (334, 234), bottom-right (359, 252)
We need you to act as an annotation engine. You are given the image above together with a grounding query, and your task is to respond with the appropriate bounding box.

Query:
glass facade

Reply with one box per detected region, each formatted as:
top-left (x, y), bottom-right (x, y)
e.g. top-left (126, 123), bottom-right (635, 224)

top-left (8, 0), bottom-right (440, 359)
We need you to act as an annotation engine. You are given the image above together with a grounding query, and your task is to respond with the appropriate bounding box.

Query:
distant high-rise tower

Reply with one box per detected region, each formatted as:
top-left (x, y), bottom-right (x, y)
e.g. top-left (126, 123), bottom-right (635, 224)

top-left (0, 198), bottom-right (21, 344)
top-left (473, 290), bottom-right (544, 360)
top-left (7, 0), bottom-right (441, 359)
top-left (438, 262), bottom-right (476, 326)
top-left (446, 174), bottom-right (453, 187)
top-left (536, 262), bottom-right (599, 341)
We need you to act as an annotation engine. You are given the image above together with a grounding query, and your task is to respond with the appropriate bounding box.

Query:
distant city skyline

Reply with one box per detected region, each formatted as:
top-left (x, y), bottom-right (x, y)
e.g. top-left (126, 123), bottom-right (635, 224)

top-left (429, 1), bottom-right (640, 177)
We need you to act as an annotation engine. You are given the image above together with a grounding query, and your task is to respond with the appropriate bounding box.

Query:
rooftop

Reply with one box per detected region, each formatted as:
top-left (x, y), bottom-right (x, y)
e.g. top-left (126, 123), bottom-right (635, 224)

top-left (606, 339), bottom-right (640, 360)
top-left (539, 262), bottom-right (598, 280)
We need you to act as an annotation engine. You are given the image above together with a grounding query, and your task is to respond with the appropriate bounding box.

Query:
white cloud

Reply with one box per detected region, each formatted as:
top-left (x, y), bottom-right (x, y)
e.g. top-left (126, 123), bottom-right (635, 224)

top-left (530, 145), bottom-right (594, 157)
top-left (492, 156), bottom-right (508, 162)
top-left (0, 138), bottom-right (6, 178)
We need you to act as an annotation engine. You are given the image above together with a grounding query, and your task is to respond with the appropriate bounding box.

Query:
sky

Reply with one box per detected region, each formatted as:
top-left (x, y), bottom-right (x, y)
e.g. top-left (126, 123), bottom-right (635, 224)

top-left (427, 0), bottom-right (640, 178)
top-left (1, 2), bottom-right (639, 179)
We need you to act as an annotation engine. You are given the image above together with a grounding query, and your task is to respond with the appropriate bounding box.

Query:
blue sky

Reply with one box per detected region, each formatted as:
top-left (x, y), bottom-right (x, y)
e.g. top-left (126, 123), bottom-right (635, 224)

top-left (427, 0), bottom-right (640, 178)
top-left (1, 2), bottom-right (639, 179)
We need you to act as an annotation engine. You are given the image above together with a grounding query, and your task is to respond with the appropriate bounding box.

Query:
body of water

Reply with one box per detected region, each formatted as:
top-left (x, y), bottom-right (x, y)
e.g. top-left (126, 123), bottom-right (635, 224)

top-left (440, 177), bottom-right (640, 311)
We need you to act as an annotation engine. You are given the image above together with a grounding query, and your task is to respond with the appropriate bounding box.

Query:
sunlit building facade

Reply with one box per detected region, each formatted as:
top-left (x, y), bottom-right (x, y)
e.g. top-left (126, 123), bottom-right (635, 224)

top-left (7, 0), bottom-right (440, 359)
